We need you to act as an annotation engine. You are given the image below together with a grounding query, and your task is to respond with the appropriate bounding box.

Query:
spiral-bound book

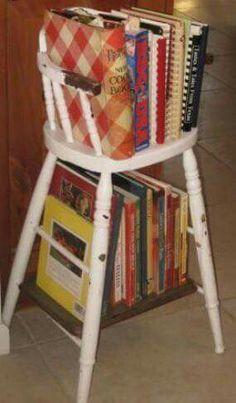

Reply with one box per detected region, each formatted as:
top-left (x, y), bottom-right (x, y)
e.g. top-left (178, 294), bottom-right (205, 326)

top-left (121, 7), bottom-right (185, 140)
top-left (182, 24), bottom-right (203, 131)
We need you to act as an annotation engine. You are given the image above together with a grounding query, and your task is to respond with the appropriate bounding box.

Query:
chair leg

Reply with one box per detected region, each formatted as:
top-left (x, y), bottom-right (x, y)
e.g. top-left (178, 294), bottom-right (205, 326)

top-left (3, 151), bottom-right (57, 327)
top-left (183, 148), bottom-right (225, 354)
top-left (77, 172), bottom-right (113, 403)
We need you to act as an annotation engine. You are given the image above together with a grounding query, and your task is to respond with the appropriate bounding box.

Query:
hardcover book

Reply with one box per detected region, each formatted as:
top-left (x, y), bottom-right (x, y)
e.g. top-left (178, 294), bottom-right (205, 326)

top-left (44, 8), bottom-right (134, 160)
top-left (125, 29), bottom-right (149, 151)
top-left (49, 161), bottom-right (124, 315)
top-left (37, 196), bottom-right (93, 322)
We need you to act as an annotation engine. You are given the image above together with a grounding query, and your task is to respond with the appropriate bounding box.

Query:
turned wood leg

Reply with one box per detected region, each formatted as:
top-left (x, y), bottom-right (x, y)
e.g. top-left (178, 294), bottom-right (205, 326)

top-left (77, 172), bottom-right (112, 403)
top-left (0, 282), bottom-right (9, 355)
top-left (2, 151), bottom-right (57, 327)
top-left (183, 148), bottom-right (225, 354)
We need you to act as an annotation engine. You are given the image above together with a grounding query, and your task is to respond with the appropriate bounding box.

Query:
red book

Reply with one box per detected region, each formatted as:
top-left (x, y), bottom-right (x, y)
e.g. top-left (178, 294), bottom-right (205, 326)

top-left (124, 200), bottom-right (136, 307)
top-left (157, 37), bottom-right (166, 144)
top-left (172, 193), bottom-right (180, 288)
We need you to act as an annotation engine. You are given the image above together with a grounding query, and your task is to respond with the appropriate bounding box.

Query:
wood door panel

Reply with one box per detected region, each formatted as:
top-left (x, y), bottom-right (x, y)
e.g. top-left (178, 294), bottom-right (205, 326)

top-left (0, 0), bottom-right (10, 285)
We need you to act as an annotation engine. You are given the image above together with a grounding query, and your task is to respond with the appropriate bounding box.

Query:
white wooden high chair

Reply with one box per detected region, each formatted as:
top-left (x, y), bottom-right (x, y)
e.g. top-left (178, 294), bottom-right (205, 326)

top-left (2, 28), bottom-right (225, 403)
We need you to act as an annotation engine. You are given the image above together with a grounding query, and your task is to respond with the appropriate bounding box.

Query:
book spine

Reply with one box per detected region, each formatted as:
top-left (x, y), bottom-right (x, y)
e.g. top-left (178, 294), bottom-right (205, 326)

top-left (113, 173), bottom-right (147, 298)
top-left (146, 188), bottom-right (154, 294)
top-left (121, 209), bottom-right (126, 301)
top-left (135, 201), bottom-right (142, 301)
top-left (152, 191), bottom-right (159, 293)
top-left (125, 202), bottom-right (136, 307)
top-left (125, 30), bottom-right (149, 151)
top-left (102, 192), bottom-right (124, 314)
top-left (149, 31), bottom-right (158, 145)
top-left (156, 37), bottom-right (166, 144)
top-left (111, 223), bottom-right (123, 305)
top-left (158, 194), bottom-right (165, 292)
top-left (183, 34), bottom-right (202, 131)
top-left (192, 25), bottom-right (209, 127)
top-left (165, 194), bottom-right (175, 290)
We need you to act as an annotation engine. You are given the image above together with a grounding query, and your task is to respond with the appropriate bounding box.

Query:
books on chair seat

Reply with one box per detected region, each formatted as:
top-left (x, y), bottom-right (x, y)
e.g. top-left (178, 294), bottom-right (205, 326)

top-left (43, 6), bottom-right (208, 159)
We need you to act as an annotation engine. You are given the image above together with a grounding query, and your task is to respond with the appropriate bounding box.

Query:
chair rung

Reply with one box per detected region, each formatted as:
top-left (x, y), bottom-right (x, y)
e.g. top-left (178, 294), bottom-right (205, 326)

top-left (36, 226), bottom-right (90, 275)
top-left (50, 318), bottom-right (82, 347)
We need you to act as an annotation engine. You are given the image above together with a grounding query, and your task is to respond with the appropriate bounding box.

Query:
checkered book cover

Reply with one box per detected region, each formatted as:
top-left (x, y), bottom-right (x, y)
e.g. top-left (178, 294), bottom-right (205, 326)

top-left (44, 10), bottom-right (135, 160)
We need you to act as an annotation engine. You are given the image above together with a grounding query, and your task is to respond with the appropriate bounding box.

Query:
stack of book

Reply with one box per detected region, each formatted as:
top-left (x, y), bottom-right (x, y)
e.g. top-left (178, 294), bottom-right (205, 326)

top-left (44, 7), bottom-right (208, 158)
top-left (36, 161), bottom-right (189, 321)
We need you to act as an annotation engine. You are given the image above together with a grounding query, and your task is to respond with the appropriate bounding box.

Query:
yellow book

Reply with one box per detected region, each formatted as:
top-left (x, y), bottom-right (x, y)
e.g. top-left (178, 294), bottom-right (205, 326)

top-left (37, 195), bottom-right (93, 322)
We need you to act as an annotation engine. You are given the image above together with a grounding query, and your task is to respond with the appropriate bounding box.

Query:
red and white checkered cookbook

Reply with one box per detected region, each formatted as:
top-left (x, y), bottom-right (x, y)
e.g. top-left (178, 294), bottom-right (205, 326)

top-left (44, 9), bottom-right (135, 160)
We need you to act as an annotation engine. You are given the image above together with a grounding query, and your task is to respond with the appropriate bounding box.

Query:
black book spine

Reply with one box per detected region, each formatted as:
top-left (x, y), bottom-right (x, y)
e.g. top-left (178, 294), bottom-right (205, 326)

top-left (192, 25), bottom-right (209, 127)
top-left (102, 192), bottom-right (124, 316)
top-left (183, 34), bottom-right (202, 132)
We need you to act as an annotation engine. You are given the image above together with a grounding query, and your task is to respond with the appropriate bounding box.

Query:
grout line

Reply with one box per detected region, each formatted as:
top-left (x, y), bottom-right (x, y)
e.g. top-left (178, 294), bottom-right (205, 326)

top-left (203, 70), bottom-right (236, 92)
top-left (14, 314), bottom-right (72, 401)
top-left (197, 142), bottom-right (236, 174)
top-left (202, 72), bottom-right (236, 92)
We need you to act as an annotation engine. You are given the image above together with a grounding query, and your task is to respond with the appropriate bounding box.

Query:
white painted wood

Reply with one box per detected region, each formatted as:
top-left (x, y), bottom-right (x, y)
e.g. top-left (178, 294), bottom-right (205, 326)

top-left (78, 90), bottom-right (102, 156)
top-left (77, 173), bottom-right (113, 403)
top-left (52, 82), bottom-right (74, 143)
top-left (183, 148), bottom-right (225, 354)
top-left (0, 284), bottom-right (10, 355)
top-left (44, 122), bottom-right (197, 173)
top-left (0, 323), bottom-right (10, 356)
top-left (42, 74), bottom-right (56, 131)
top-left (36, 226), bottom-right (90, 275)
top-left (2, 152), bottom-right (57, 327)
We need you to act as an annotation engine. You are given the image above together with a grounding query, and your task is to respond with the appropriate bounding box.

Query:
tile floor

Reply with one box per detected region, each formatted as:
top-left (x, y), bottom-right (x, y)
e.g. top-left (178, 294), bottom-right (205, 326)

top-left (1, 1), bottom-right (236, 402)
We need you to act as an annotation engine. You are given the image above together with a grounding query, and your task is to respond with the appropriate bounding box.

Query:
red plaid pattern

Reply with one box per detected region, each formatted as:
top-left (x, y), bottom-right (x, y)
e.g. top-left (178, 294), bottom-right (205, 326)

top-left (44, 10), bottom-right (134, 160)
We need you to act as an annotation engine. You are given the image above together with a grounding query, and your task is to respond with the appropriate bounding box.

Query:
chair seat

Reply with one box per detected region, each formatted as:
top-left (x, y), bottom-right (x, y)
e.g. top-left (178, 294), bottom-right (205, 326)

top-left (44, 121), bottom-right (198, 173)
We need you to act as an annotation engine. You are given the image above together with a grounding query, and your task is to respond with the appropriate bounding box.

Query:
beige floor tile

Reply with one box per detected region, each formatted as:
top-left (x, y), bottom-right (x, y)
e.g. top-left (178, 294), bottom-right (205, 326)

top-left (207, 28), bottom-right (236, 56)
top-left (11, 314), bottom-right (34, 351)
top-left (222, 299), bottom-right (236, 321)
top-left (37, 338), bottom-right (78, 401)
top-left (205, 54), bottom-right (236, 90)
top-left (202, 72), bottom-right (227, 92)
top-left (197, 88), bottom-right (236, 137)
top-left (0, 346), bottom-right (70, 403)
top-left (199, 134), bottom-right (236, 172)
top-left (204, 202), bottom-right (236, 299)
top-left (92, 306), bottom-right (236, 403)
top-left (17, 306), bottom-right (66, 344)
top-left (35, 305), bottom-right (236, 403)
top-left (161, 145), bottom-right (236, 207)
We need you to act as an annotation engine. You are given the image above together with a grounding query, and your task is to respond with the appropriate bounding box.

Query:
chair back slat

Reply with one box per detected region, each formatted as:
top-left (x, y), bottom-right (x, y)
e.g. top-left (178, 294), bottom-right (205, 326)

top-left (52, 81), bottom-right (74, 143)
top-left (38, 28), bottom-right (103, 154)
top-left (42, 75), bottom-right (56, 131)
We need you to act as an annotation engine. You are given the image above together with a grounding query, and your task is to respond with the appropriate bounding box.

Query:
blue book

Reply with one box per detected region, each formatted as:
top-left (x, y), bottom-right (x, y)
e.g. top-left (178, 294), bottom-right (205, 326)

top-left (125, 29), bottom-right (149, 151)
